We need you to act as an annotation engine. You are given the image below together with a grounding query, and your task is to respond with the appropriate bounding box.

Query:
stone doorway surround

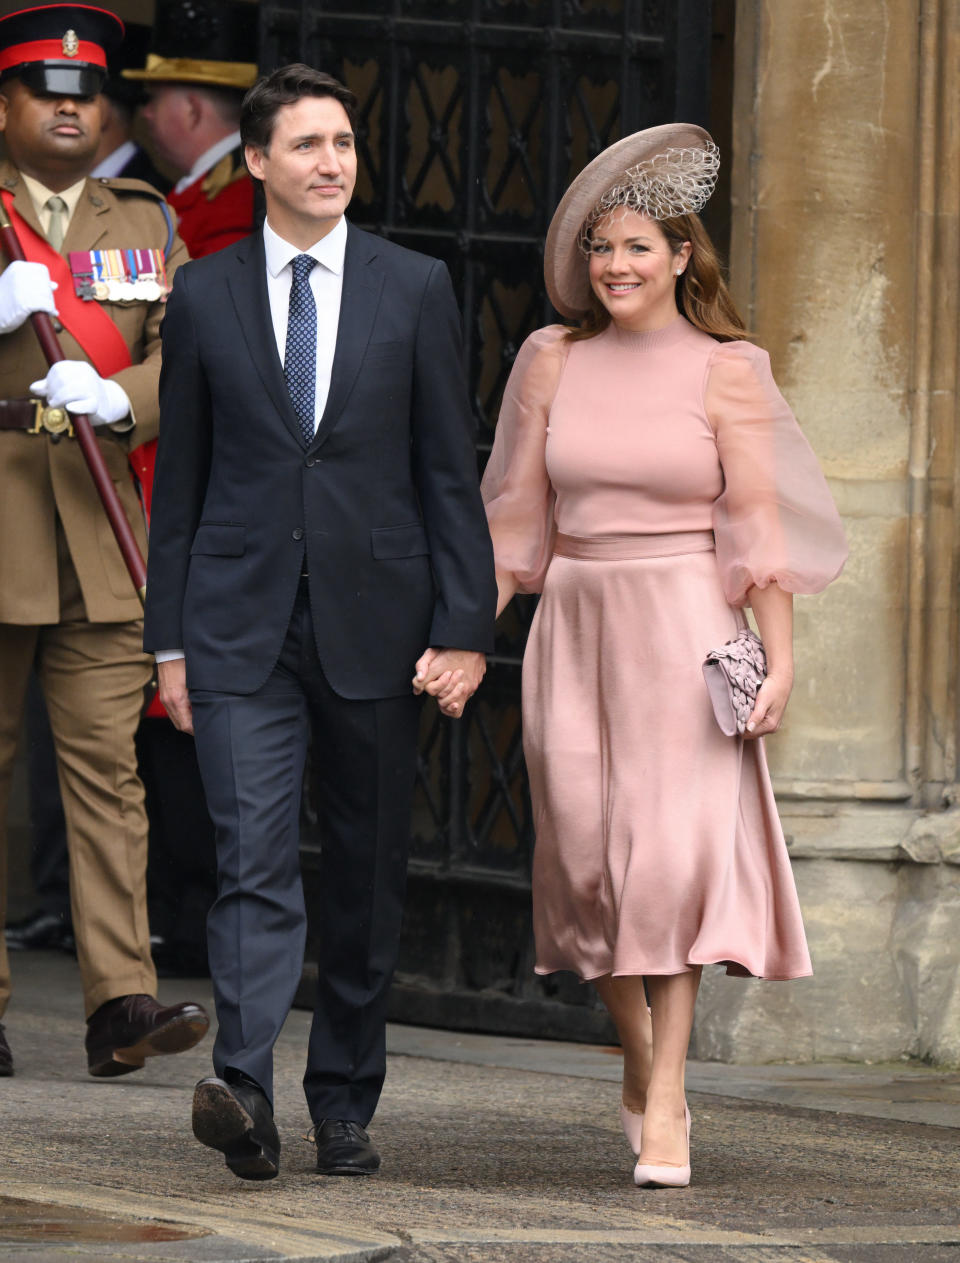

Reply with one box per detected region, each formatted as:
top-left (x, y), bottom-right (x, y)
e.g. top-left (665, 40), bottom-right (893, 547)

top-left (694, 0), bottom-right (960, 1067)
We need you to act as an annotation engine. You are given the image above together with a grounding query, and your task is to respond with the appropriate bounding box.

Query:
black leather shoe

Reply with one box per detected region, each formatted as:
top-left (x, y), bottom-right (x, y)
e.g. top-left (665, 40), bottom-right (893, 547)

top-left (192, 1075), bottom-right (280, 1180)
top-left (85, 994), bottom-right (209, 1077)
top-left (0, 1024), bottom-right (12, 1077)
top-left (313, 1119), bottom-right (380, 1175)
top-left (5, 910), bottom-right (75, 954)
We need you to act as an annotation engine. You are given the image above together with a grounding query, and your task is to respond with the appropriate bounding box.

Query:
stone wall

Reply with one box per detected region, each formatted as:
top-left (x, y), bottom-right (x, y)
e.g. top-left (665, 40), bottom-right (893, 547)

top-left (694, 0), bottom-right (960, 1065)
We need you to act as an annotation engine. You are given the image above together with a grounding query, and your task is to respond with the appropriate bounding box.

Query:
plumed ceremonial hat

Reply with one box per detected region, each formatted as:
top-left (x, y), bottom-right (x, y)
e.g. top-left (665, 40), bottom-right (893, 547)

top-left (544, 123), bottom-right (719, 320)
top-left (0, 4), bottom-right (124, 98)
top-left (123, 0), bottom-right (259, 92)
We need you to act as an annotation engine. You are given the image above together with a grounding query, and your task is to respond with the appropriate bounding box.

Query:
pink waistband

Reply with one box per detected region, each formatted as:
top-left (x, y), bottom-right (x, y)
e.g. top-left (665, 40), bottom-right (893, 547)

top-left (553, 530), bottom-right (715, 561)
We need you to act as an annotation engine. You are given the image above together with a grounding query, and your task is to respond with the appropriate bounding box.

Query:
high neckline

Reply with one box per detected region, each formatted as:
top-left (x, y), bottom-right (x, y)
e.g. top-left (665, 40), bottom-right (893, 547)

top-left (604, 315), bottom-right (693, 351)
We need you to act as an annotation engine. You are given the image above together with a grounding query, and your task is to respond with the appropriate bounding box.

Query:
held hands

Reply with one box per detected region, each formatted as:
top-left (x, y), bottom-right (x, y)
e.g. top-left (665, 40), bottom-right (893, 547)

top-left (744, 670), bottom-right (793, 739)
top-left (30, 361), bottom-right (131, 427)
top-left (413, 648), bottom-right (487, 719)
top-left (0, 260), bottom-right (58, 333)
top-left (158, 658), bottom-right (193, 735)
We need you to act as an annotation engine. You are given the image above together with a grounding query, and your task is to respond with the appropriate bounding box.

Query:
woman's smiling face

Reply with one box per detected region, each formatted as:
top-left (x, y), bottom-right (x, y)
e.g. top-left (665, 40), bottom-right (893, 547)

top-left (587, 210), bottom-right (690, 331)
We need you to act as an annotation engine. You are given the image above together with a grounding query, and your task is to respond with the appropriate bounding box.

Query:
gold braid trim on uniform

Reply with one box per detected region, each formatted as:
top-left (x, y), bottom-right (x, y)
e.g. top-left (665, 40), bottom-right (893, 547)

top-left (201, 153), bottom-right (249, 201)
top-left (122, 54), bottom-right (258, 89)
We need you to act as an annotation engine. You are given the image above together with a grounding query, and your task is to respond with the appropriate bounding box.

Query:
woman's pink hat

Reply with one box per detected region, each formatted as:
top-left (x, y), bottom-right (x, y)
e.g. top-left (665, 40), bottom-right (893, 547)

top-left (544, 123), bottom-right (718, 319)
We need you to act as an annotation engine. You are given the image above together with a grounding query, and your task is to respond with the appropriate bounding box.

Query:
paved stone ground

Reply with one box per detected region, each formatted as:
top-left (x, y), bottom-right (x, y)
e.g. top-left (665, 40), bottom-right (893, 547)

top-left (0, 953), bottom-right (958, 1262)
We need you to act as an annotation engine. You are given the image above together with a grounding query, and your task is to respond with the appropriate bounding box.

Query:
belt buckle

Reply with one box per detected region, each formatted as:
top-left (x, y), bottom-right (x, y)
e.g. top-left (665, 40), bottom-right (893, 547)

top-left (28, 399), bottom-right (74, 440)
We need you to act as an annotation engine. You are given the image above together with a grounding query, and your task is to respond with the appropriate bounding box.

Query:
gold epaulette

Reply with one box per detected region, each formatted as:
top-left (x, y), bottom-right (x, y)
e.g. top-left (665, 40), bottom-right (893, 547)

top-left (201, 152), bottom-right (249, 201)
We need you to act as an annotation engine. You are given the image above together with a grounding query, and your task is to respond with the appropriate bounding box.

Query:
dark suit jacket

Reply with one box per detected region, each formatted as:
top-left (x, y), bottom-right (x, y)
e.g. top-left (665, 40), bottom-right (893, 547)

top-left (143, 223), bottom-right (497, 699)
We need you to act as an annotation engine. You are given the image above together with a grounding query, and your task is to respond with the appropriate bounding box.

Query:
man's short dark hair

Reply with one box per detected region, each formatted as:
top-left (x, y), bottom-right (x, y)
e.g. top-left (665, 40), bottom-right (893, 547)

top-left (240, 63), bottom-right (358, 154)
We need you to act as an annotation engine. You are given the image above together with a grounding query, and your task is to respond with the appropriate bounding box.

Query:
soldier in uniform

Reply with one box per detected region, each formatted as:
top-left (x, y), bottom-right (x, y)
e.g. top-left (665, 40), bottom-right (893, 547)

top-left (6, 19), bottom-right (171, 968)
top-left (0, 2), bottom-right (208, 1079)
top-left (125, 0), bottom-right (259, 259)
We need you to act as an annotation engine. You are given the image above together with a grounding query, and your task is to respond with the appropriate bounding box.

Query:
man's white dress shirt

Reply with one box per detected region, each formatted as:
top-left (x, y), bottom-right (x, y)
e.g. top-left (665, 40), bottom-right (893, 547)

top-left (90, 140), bottom-right (139, 180)
top-left (155, 215), bottom-right (347, 663)
top-left (173, 131), bottom-right (243, 194)
top-left (263, 215), bottom-right (346, 429)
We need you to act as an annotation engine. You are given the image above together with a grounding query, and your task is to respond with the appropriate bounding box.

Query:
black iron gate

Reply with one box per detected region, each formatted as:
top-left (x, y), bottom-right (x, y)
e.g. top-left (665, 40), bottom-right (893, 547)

top-left (260, 0), bottom-right (720, 1041)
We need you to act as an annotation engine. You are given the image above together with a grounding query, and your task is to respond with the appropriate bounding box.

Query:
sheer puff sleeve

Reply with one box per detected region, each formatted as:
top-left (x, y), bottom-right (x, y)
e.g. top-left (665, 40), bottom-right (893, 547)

top-left (705, 341), bottom-right (848, 607)
top-left (481, 325), bottom-right (570, 594)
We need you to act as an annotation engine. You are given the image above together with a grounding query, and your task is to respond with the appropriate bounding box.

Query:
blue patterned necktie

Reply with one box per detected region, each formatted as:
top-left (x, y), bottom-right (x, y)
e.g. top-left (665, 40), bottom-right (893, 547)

top-left (283, 253), bottom-right (318, 447)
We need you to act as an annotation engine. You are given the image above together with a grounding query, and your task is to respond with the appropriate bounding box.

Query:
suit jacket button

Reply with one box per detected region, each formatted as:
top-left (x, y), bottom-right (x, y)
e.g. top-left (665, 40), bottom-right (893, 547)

top-left (292, 527), bottom-right (304, 540)
top-left (305, 456), bottom-right (315, 467)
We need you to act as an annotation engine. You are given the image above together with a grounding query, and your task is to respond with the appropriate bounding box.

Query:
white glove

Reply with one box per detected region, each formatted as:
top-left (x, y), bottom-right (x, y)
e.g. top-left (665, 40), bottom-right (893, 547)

top-left (0, 260), bottom-right (59, 334)
top-left (30, 361), bottom-right (131, 427)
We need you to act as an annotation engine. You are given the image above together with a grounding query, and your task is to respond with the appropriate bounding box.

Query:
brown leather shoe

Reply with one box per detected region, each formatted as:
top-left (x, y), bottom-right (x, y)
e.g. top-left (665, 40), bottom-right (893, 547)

top-left (85, 994), bottom-right (209, 1077)
top-left (0, 1023), bottom-right (12, 1077)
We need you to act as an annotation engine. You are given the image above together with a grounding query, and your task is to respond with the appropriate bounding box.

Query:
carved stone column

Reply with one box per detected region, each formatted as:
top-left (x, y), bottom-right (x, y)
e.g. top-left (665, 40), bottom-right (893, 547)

top-left (692, 0), bottom-right (960, 1064)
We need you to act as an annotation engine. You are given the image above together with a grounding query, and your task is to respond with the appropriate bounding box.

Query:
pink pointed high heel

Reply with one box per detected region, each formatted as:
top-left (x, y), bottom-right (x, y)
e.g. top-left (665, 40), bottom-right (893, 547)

top-left (633, 1103), bottom-right (691, 1189)
top-left (619, 1102), bottom-right (644, 1155)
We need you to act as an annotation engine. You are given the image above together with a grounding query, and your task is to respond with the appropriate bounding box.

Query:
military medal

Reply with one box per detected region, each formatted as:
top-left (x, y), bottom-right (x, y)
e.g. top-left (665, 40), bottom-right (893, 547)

top-left (68, 251), bottom-right (93, 299)
top-left (103, 248), bottom-right (123, 300)
top-left (133, 250), bottom-right (162, 301)
top-left (68, 247), bottom-right (170, 302)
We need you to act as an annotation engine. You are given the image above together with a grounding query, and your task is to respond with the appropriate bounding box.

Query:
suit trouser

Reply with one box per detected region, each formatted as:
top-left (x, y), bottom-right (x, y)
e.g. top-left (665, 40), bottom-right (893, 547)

top-left (0, 532), bottom-right (156, 1019)
top-left (191, 580), bottom-right (421, 1124)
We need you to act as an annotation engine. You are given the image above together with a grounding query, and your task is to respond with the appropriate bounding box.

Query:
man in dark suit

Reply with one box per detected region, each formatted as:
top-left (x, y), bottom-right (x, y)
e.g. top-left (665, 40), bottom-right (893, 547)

top-left (143, 64), bottom-right (497, 1181)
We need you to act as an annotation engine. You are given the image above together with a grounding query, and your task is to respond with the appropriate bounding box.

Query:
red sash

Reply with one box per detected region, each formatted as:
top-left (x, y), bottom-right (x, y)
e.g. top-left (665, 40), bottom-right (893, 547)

top-left (1, 190), bottom-right (132, 374)
top-left (0, 190), bottom-right (158, 518)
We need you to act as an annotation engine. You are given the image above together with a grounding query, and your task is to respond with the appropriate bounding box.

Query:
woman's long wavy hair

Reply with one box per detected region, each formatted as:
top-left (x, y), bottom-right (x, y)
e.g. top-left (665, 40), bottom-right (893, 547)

top-left (565, 211), bottom-right (747, 343)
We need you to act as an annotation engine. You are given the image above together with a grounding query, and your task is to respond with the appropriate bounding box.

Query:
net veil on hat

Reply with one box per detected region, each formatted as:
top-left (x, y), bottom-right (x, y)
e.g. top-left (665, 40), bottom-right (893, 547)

top-left (544, 124), bottom-right (718, 319)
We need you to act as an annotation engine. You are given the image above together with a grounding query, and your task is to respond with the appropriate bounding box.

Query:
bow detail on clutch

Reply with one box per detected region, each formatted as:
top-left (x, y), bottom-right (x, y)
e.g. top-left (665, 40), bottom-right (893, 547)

top-left (702, 628), bottom-right (767, 736)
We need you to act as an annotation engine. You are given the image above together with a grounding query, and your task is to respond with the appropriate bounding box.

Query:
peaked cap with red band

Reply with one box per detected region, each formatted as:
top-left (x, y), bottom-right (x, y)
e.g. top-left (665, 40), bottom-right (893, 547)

top-left (0, 4), bottom-right (124, 98)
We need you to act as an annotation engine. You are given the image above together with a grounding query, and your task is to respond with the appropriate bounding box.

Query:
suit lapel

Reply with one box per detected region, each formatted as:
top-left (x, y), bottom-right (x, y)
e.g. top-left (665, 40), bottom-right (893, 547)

top-left (310, 223), bottom-right (384, 452)
top-left (226, 232), bottom-right (304, 446)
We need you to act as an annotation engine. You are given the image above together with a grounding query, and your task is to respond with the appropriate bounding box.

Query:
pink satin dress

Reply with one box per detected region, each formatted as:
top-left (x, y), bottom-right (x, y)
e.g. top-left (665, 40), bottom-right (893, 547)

top-left (481, 316), bottom-right (847, 981)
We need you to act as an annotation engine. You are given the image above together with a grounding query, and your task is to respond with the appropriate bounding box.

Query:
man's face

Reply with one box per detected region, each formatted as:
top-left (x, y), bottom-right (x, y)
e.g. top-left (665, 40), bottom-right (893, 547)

top-left (0, 79), bottom-right (101, 175)
top-left (141, 85), bottom-right (195, 173)
top-left (246, 95), bottom-right (357, 234)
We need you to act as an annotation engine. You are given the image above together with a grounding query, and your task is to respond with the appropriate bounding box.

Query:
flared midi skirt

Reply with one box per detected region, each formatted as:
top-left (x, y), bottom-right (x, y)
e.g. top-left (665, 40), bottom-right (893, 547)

top-left (522, 531), bottom-right (812, 982)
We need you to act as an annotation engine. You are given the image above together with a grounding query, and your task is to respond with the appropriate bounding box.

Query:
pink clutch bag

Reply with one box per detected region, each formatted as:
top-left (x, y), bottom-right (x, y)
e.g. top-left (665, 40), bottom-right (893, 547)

top-left (702, 629), bottom-right (767, 736)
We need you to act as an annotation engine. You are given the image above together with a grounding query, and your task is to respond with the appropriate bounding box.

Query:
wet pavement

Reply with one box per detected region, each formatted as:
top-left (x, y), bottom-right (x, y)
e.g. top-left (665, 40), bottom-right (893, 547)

top-left (1, 952), bottom-right (958, 1262)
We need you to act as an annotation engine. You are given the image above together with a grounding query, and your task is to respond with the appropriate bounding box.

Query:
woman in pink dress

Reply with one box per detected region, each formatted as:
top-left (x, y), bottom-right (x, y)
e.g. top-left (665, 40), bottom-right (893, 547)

top-left (478, 126), bottom-right (847, 1189)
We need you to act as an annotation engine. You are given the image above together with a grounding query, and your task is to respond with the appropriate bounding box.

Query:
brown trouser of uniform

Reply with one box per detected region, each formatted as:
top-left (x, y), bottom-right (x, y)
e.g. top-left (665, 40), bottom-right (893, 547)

top-left (0, 528), bottom-right (156, 1020)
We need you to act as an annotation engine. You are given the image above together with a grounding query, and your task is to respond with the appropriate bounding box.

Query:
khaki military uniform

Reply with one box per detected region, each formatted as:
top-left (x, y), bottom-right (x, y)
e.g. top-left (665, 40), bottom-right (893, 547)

top-left (0, 161), bottom-right (189, 1019)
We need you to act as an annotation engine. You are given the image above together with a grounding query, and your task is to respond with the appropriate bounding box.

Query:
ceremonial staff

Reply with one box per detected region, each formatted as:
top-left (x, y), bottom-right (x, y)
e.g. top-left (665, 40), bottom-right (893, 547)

top-left (0, 199), bottom-right (147, 604)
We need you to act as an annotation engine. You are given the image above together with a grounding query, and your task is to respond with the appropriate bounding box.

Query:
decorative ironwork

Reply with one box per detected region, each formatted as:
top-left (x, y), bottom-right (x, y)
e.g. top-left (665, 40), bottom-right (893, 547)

top-left (266, 0), bottom-right (715, 1041)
